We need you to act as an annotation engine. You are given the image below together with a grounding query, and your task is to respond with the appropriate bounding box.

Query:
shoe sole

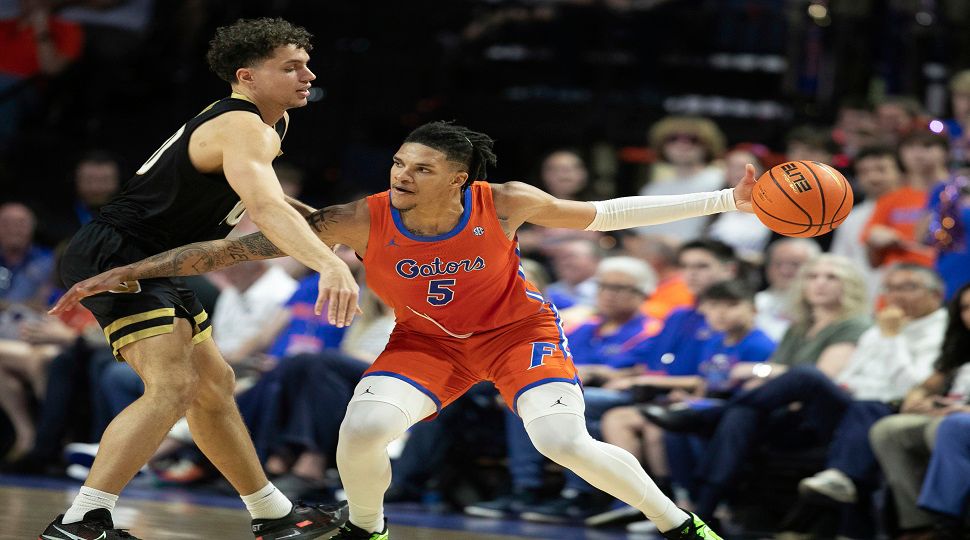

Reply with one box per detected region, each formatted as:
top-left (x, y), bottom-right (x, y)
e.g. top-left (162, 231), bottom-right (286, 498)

top-left (256, 505), bottom-right (349, 540)
top-left (797, 482), bottom-right (857, 504)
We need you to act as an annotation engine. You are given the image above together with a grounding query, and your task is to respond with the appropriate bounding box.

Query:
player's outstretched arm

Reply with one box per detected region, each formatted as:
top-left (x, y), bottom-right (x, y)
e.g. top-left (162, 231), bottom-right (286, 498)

top-left (49, 201), bottom-right (368, 317)
top-left (496, 164), bottom-right (756, 231)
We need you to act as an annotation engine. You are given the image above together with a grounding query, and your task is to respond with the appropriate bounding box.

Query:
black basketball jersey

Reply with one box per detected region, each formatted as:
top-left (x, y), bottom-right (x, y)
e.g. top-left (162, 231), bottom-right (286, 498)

top-left (96, 96), bottom-right (286, 253)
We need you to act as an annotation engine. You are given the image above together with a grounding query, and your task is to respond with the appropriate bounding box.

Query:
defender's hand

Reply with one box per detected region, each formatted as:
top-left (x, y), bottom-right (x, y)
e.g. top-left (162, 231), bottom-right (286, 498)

top-left (315, 262), bottom-right (362, 327)
top-left (49, 267), bottom-right (131, 315)
top-left (732, 163), bottom-right (757, 213)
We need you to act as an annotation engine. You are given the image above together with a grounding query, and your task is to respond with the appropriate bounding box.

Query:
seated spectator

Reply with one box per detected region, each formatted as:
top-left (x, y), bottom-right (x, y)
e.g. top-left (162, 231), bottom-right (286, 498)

top-left (626, 234), bottom-right (694, 321)
top-left (0, 202), bottom-right (55, 310)
top-left (915, 412), bottom-right (970, 539)
top-left (637, 116), bottom-right (726, 241)
top-left (656, 254), bottom-right (870, 524)
top-left (543, 238), bottom-right (601, 310)
top-left (464, 256), bottom-right (661, 521)
top-left (875, 96), bottom-right (926, 148)
top-left (36, 151), bottom-right (121, 247)
top-left (597, 280), bottom-right (775, 531)
top-left (869, 282), bottom-right (970, 539)
top-left (861, 131), bottom-right (946, 270)
top-left (754, 238), bottom-right (820, 342)
top-left (766, 264), bottom-right (947, 539)
top-left (511, 150), bottom-right (603, 261)
top-left (211, 261), bottom-right (298, 366)
top-left (0, 245), bottom-right (105, 466)
top-left (609, 239), bottom-right (739, 387)
top-left (786, 125), bottom-right (837, 165)
top-left (830, 145), bottom-right (903, 300)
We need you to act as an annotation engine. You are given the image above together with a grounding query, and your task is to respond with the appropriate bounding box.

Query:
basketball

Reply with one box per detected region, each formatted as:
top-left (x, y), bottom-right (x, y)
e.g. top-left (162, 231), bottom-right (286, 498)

top-left (751, 161), bottom-right (854, 238)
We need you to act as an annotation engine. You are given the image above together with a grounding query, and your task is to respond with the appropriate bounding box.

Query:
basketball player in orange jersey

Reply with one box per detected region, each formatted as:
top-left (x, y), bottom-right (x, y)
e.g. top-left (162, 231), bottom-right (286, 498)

top-left (53, 121), bottom-right (756, 540)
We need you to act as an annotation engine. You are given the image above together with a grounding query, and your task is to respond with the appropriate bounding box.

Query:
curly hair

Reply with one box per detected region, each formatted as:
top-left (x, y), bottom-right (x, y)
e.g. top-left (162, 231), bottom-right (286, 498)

top-left (404, 121), bottom-right (498, 185)
top-left (206, 18), bottom-right (313, 84)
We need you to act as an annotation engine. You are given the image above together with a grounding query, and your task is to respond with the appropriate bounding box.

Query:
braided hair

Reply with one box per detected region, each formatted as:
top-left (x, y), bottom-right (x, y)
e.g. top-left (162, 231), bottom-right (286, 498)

top-left (404, 121), bottom-right (497, 187)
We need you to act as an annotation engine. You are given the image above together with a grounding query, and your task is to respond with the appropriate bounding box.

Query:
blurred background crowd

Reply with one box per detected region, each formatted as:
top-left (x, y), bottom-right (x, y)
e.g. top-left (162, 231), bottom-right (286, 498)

top-left (2, 1), bottom-right (970, 539)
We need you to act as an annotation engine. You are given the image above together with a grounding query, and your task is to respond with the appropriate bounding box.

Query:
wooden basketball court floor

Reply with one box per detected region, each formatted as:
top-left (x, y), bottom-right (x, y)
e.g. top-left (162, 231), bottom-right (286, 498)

top-left (0, 474), bottom-right (646, 540)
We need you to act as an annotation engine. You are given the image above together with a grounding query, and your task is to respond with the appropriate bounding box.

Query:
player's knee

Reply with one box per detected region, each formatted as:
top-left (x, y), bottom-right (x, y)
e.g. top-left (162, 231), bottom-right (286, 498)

top-left (338, 402), bottom-right (407, 451)
top-left (144, 371), bottom-right (200, 414)
top-left (528, 420), bottom-right (590, 465)
top-left (193, 362), bottom-right (236, 409)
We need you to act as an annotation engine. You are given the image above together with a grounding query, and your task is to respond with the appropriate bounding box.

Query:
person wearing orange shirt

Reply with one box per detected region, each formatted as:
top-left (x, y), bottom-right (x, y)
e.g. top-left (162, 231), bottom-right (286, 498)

top-left (862, 131), bottom-right (947, 268)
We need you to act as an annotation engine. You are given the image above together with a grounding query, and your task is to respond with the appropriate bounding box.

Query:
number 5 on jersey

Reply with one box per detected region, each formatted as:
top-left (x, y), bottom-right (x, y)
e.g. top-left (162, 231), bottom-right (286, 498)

top-left (427, 279), bottom-right (456, 306)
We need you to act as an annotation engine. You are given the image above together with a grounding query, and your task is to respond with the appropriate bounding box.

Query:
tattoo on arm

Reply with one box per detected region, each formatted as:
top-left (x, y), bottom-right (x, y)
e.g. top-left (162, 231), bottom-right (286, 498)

top-left (118, 204), bottom-right (346, 280)
top-left (307, 205), bottom-right (352, 241)
top-left (123, 235), bottom-right (285, 280)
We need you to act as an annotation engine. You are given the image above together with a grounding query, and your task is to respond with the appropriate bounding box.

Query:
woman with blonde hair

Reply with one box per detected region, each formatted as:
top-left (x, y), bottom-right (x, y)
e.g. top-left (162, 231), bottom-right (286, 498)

top-left (646, 255), bottom-right (872, 526)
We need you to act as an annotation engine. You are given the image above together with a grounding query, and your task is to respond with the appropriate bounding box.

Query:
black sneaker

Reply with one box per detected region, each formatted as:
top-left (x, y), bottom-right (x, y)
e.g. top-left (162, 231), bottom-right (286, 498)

top-left (39, 509), bottom-right (139, 539)
top-left (252, 501), bottom-right (349, 539)
top-left (464, 489), bottom-right (541, 518)
top-left (330, 519), bottom-right (388, 539)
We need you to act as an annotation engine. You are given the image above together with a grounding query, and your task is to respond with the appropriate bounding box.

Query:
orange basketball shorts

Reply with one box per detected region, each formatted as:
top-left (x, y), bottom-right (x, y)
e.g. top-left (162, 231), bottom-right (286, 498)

top-left (362, 312), bottom-right (580, 417)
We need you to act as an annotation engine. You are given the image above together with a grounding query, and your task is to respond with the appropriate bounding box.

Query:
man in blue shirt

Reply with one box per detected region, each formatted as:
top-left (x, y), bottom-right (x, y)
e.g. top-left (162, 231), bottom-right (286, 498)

top-left (0, 202), bottom-right (54, 309)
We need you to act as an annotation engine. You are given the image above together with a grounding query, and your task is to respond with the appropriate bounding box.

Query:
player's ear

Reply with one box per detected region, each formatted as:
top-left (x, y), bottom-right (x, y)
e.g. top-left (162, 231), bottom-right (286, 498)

top-left (453, 171), bottom-right (469, 188)
top-left (236, 67), bottom-right (255, 86)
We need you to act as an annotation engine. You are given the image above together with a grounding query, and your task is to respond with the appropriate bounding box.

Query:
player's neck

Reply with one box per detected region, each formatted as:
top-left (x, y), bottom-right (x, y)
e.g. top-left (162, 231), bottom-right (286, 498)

top-left (398, 195), bottom-right (465, 237)
top-left (230, 90), bottom-right (285, 126)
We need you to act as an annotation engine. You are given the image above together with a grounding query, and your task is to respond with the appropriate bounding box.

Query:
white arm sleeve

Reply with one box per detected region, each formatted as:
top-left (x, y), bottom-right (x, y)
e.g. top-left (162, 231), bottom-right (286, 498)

top-left (584, 189), bottom-right (738, 231)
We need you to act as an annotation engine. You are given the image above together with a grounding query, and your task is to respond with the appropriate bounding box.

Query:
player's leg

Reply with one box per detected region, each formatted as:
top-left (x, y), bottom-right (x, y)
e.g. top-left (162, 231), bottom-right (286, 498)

top-left (334, 375), bottom-right (437, 537)
top-left (518, 382), bottom-right (720, 539)
top-left (82, 318), bottom-right (196, 494)
top-left (42, 317), bottom-right (198, 540)
top-left (186, 337), bottom-right (348, 539)
top-left (185, 337), bottom-right (266, 494)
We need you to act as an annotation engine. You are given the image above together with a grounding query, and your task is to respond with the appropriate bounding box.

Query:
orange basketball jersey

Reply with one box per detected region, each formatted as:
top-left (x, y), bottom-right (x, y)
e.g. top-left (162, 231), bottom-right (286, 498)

top-left (362, 182), bottom-right (567, 345)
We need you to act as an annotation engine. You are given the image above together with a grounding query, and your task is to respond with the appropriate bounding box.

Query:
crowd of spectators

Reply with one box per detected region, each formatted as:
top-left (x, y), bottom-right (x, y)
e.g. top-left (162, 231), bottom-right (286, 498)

top-left (2, 2), bottom-right (970, 539)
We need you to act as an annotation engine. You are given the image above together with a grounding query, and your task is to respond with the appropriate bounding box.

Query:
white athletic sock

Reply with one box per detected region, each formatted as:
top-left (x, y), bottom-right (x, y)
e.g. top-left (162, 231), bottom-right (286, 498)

top-left (241, 482), bottom-right (293, 520)
top-left (62, 486), bottom-right (119, 524)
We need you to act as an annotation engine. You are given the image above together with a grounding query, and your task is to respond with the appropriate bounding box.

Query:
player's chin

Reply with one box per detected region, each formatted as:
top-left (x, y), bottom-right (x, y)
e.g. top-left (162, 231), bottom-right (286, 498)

top-left (389, 197), bottom-right (416, 212)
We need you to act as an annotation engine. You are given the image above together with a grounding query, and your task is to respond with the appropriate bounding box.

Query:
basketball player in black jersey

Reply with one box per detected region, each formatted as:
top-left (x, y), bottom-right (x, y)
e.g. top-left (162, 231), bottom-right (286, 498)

top-left (40, 18), bottom-right (354, 540)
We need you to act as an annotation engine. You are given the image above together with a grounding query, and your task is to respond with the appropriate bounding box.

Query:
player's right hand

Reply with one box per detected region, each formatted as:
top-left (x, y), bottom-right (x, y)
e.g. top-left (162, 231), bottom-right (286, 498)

top-left (48, 267), bottom-right (130, 315)
top-left (315, 262), bottom-right (362, 328)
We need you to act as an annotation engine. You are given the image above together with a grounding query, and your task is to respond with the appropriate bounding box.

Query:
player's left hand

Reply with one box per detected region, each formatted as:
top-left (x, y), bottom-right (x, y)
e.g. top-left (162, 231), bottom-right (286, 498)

top-left (732, 163), bottom-right (756, 213)
top-left (49, 266), bottom-right (131, 315)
